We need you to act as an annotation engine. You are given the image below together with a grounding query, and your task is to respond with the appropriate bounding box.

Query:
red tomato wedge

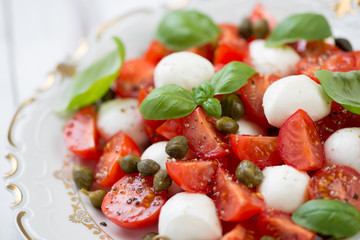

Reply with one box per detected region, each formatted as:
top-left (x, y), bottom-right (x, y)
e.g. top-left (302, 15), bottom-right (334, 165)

top-left (353, 51), bottom-right (360, 69)
top-left (63, 105), bottom-right (99, 160)
top-left (221, 224), bottom-right (252, 240)
top-left (212, 168), bottom-right (265, 222)
top-left (230, 135), bottom-right (282, 169)
top-left (183, 108), bottom-right (230, 159)
top-left (166, 160), bottom-right (218, 193)
top-left (187, 43), bottom-right (214, 61)
top-left (249, 3), bottom-right (277, 30)
top-left (114, 58), bottom-right (155, 98)
top-left (322, 51), bottom-right (356, 72)
top-left (95, 132), bottom-right (141, 187)
top-left (156, 118), bottom-right (184, 140)
top-left (144, 40), bottom-right (173, 65)
top-left (308, 165), bottom-right (360, 211)
top-left (102, 173), bottom-right (167, 229)
top-left (257, 209), bottom-right (316, 240)
top-left (278, 109), bottom-right (325, 171)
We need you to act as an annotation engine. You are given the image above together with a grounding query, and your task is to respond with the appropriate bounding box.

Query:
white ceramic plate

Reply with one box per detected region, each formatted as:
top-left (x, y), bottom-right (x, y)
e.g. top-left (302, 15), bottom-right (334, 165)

top-left (4, 0), bottom-right (360, 239)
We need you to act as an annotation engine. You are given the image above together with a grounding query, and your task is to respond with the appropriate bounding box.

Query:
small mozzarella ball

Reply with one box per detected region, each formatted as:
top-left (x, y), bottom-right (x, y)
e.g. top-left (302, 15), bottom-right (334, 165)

top-left (249, 39), bottom-right (300, 77)
top-left (159, 192), bottom-right (222, 240)
top-left (324, 128), bottom-right (360, 172)
top-left (97, 99), bottom-right (148, 150)
top-left (258, 165), bottom-right (310, 213)
top-left (346, 230), bottom-right (360, 240)
top-left (236, 118), bottom-right (266, 135)
top-left (263, 75), bottom-right (332, 128)
top-left (154, 52), bottom-right (214, 91)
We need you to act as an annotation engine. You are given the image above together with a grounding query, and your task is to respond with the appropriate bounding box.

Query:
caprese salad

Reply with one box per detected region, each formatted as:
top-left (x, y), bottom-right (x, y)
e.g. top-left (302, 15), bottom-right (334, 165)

top-left (61, 3), bottom-right (360, 240)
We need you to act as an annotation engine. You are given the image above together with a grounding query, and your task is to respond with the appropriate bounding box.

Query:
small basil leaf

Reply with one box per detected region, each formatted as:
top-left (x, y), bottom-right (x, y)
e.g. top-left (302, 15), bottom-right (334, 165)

top-left (59, 37), bottom-right (125, 112)
top-left (211, 61), bottom-right (256, 95)
top-left (155, 10), bottom-right (220, 51)
top-left (292, 199), bottom-right (360, 238)
top-left (202, 98), bottom-right (221, 118)
top-left (266, 13), bottom-right (332, 47)
top-left (139, 85), bottom-right (197, 120)
top-left (315, 70), bottom-right (360, 114)
top-left (192, 82), bottom-right (214, 104)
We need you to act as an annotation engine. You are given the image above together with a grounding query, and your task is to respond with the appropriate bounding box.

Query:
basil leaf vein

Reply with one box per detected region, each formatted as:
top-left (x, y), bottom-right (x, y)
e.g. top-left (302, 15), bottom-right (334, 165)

top-left (202, 98), bottom-right (221, 118)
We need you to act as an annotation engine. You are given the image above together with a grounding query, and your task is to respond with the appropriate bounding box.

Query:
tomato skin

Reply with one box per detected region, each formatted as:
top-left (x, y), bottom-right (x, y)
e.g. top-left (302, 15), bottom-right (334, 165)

top-left (187, 43), bottom-right (214, 61)
top-left (278, 109), bottom-right (325, 171)
top-left (257, 209), bottom-right (316, 240)
top-left (220, 224), bottom-right (249, 240)
top-left (144, 40), bottom-right (173, 65)
top-left (353, 51), bottom-right (360, 69)
top-left (322, 51), bottom-right (356, 72)
top-left (101, 173), bottom-right (167, 229)
top-left (156, 118), bottom-right (184, 140)
top-left (95, 132), bottom-right (141, 187)
top-left (308, 165), bottom-right (360, 211)
top-left (114, 58), bottom-right (155, 98)
top-left (63, 105), bottom-right (99, 160)
top-left (183, 108), bottom-right (230, 159)
top-left (230, 135), bottom-right (282, 169)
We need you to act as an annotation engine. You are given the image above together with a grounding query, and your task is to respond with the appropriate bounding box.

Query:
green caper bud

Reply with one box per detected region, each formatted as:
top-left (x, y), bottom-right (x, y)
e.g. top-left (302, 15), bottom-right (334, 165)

top-left (221, 94), bottom-right (245, 120)
top-left (335, 38), bottom-right (353, 52)
top-left (238, 17), bottom-right (252, 39)
top-left (101, 88), bottom-right (116, 102)
top-left (137, 159), bottom-right (160, 176)
top-left (142, 232), bottom-right (158, 240)
top-left (153, 169), bottom-right (172, 192)
top-left (119, 154), bottom-right (141, 174)
top-left (89, 190), bottom-right (107, 209)
top-left (235, 160), bottom-right (263, 188)
top-left (72, 165), bottom-right (94, 190)
top-left (165, 136), bottom-right (188, 159)
top-left (215, 116), bottom-right (239, 135)
top-left (252, 19), bottom-right (269, 39)
top-left (260, 236), bottom-right (277, 240)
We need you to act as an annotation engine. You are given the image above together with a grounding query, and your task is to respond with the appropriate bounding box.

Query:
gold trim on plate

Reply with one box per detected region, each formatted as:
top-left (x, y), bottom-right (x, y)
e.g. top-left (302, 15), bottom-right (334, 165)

top-left (165, 0), bottom-right (190, 10)
top-left (4, 153), bottom-right (18, 177)
top-left (17, 211), bottom-right (35, 240)
top-left (70, 38), bottom-right (89, 60)
top-left (6, 183), bottom-right (23, 206)
top-left (36, 72), bottom-right (56, 92)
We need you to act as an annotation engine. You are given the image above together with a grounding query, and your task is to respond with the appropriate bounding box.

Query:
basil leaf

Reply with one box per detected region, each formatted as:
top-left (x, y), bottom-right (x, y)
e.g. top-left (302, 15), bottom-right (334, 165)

top-left (156, 10), bottom-right (220, 51)
top-left (59, 37), bottom-right (125, 112)
top-left (139, 85), bottom-right (197, 120)
top-left (266, 13), bottom-right (332, 47)
top-left (315, 70), bottom-right (360, 114)
top-left (192, 82), bottom-right (214, 105)
top-left (211, 61), bottom-right (256, 95)
top-left (292, 199), bottom-right (360, 238)
top-left (202, 98), bottom-right (221, 118)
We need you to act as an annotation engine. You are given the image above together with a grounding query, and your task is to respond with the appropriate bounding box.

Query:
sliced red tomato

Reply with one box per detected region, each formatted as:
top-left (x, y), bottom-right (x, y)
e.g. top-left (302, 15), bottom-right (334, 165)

top-left (257, 209), bottom-right (316, 240)
top-left (156, 118), bottom-right (183, 140)
top-left (353, 51), bottom-right (360, 69)
top-left (294, 40), bottom-right (339, 57)
top-left (144, 40), bottom-right (173, 65)
top-left (322, 51), bottom-right (356, 72)
top-left (114, 58), bottom-right (155, 98)
top-left (278, 109), bottom-right (325, 171)
top-left (221, 224), bottom-right (252, 240)
top-left (166, 160), bottom-right (218, 193)
top-left (95, 132), bottom-right (141, 187)
top-left (230, 135), bottom-right (282, 169)
top-left (249, 3), bottom-right (277, 30)
top-left (308, 165), bottom-right (360, 211)
top-left (212, 168), bottom-right (265, 222)
top-left (238, 73), bottom-right (280, 128)
top-left (187, 43), bottom-right (214, 61)
top-left (102, 173), bottom-right (167, 229)
top-left (63, 105), bottom-right (99, 160)
top-left (183, 108), bottom-right (230, 159)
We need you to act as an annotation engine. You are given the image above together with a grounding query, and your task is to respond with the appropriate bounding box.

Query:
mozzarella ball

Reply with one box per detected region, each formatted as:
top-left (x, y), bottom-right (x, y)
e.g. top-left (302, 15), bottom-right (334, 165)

top-left (236, 118), bottom-right (266, 135)
top-left (258, 165), bottom-right (310, 213)
top-left (97, 99), bottom-right (148, 150)
top-left (346, 230), bottom-right (360, 240)
top-left (159, 192), bottom-right (222, 240)
top-left (154, 52), bottom-right (214, 91)
top-left (263, 75), bottom-right (332, 128)
top-left (249, 39), bottom-right (300, 77)
top-left (324, 128), bottom-right (360, 172)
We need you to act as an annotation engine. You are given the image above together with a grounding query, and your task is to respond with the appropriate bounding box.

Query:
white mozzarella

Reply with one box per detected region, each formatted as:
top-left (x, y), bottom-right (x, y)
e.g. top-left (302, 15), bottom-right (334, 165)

top-left (154, 51), bottom-right (214, 91)
top-left (249, 39), bottom-right (300, 77)
top-left (236, 118), bottom-right (266, 135)
top-left (345, 230), bottom-right (360, 240)
top-left (258, 165), bottom-right (310, 213)
top-left (97, 99), bottom-right (148, 150)
top-left (263, 75), bottom-right (332, 128)
top-left (159, 192), bottom-right (222, 240)
top-left (324, 128), bottom-right (360, 172)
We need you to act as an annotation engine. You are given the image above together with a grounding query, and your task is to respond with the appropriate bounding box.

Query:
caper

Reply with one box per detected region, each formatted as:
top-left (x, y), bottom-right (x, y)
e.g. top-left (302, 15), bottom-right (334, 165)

top-left (238, 17), bottom-right (252, 39)
top-left (215, 116), bottom-right (239, 135)
top-left (335, 38), bottom-right (353, 52)
top-left (101, 88), bottom-right (116, 102)
top-left (72, 165), bottom-right (94, 190)
top-left (235, 160), bottom-right (263, 188)
top-left (252, 19), bottom-right (269, 39)
top-left (142, 232), bottom-right (158, 240)
top-left (221, 94), bottom-right (245, 120)
top-left (119, 154), bottom-right (141, 174)
top-left (137, 159), bottom-right (160, 176)
top-left (89, 190), bottom-right (107, 208)
top-left (260, 236), bottom-right (277, 240)
top-left (165, 136), bottom-right (188, 159)
top-left (153, 169), bottom-right (172, 192)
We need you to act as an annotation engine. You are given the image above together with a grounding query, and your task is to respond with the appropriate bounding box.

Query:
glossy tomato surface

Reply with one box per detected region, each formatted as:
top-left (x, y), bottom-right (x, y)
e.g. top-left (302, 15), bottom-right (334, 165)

top-left (144, 40), bottom-right (173, 65)
top-left (156, 118), bottom-right (183, 140)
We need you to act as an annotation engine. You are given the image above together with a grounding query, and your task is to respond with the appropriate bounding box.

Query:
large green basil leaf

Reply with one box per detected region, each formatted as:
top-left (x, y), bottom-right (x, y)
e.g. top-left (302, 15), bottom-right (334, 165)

top-left (155, 10), bottom-right (220, 51)
top-left (192, 82), bottom-right (214, 105)
top-left (315, 70), bottom-right (360, 114)
top-left (266, 13), bottom-right (332, 47)
top-left (292, 199), bottom-right (360, 238)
